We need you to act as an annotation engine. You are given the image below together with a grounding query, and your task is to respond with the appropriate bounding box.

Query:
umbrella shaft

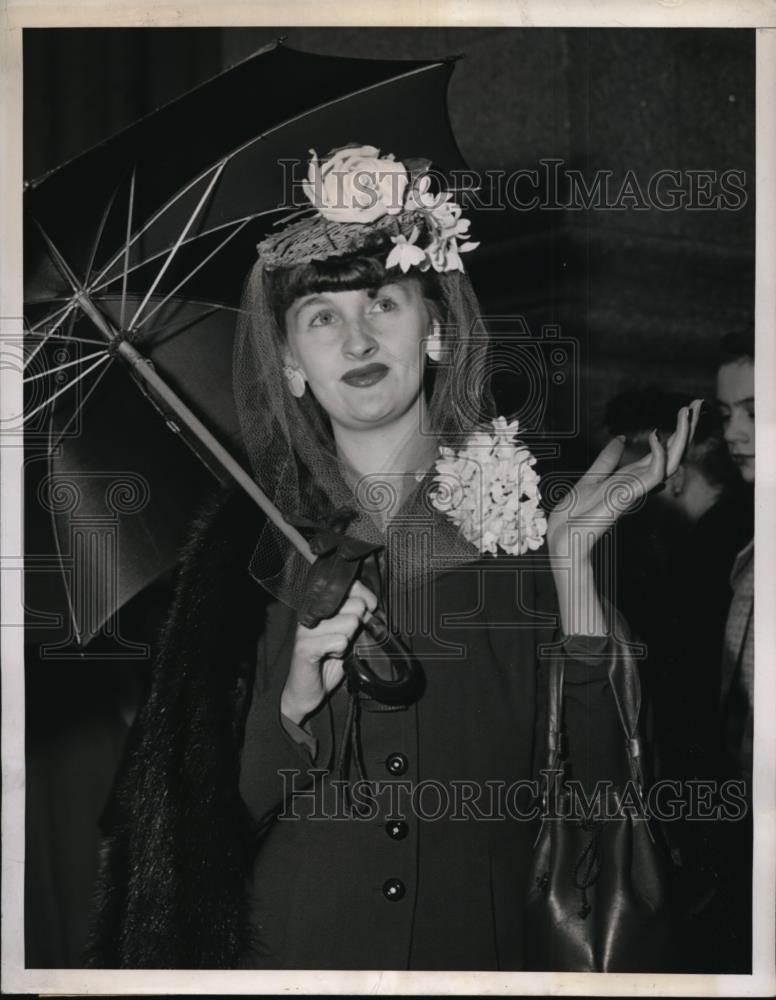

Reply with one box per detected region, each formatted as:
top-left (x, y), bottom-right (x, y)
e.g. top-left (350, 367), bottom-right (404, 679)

top-left (112, 334), bottom-right (315, 566)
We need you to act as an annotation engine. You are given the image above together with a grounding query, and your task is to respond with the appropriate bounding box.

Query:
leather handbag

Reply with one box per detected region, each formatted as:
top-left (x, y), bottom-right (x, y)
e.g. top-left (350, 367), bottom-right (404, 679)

top-left (524, 644), bottom-right (683, 972)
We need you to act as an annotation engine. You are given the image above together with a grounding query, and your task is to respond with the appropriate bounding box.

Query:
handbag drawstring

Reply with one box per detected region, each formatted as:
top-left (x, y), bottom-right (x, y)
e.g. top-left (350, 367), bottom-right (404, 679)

top-left (333, 551), bottom-right (409, 806)
top-left (334, 681), bottom-right (406, 808)
top-left (573, 820), bottom-right (604, 918)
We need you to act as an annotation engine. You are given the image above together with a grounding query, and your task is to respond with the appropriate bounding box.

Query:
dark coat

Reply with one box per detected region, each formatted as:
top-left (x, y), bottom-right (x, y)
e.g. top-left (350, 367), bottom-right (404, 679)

top-left (85, 485), bottom-right (625, 970)
top-left (84, 485), bottom-right (267, 969)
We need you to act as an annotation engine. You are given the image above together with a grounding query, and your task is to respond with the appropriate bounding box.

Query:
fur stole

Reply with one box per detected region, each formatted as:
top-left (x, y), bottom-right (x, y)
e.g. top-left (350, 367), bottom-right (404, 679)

top-left (84, 485), bottom-right (269, 968)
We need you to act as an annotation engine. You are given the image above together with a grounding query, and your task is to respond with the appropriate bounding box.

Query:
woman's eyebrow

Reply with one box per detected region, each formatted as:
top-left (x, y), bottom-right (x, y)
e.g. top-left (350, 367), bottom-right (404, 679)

top-left (373, 282), bottom-right (409, 298)
top-left (724, 396), bottom-right (755, 406)
top-left (291, 294), bottom-right (330, 315)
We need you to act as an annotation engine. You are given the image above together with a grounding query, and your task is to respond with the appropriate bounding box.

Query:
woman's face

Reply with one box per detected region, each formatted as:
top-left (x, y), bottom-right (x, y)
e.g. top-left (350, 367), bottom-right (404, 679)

top-left (716, 358), bottom-right (755, 483)
top-left (282, 279), bottom-right (433, 433)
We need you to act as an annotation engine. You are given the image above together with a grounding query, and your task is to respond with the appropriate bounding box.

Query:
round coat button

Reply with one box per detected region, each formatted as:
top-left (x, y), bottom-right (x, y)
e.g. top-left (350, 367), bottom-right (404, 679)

top-left (385, 819), bottom-right (409, 841)
top-left (385, 752), bottom-right (408, 776)
top-left (382, 878), bottom-right (406, 901)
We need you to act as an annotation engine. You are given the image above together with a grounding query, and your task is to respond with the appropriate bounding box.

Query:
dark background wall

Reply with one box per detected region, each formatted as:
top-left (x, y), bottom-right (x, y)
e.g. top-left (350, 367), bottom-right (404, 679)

top-left (21, 26), bottom-right (754, 968)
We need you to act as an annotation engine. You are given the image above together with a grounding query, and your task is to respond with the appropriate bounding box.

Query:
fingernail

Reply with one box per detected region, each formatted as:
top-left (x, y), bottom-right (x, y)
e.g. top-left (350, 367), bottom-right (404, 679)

top-left (616, 434), bottom-right (626, 443)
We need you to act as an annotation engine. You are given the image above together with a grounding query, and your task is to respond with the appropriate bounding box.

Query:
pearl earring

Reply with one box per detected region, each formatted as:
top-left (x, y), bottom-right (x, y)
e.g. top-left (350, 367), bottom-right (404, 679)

top-left (283, 365), bottom-right (306, 398)
top-left (426, 324), bottom-right (442, 363)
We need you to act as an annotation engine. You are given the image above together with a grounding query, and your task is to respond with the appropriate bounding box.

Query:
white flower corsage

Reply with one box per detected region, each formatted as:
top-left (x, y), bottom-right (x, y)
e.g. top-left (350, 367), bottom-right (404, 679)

top-left (429, 417), bottom-right (548, 556)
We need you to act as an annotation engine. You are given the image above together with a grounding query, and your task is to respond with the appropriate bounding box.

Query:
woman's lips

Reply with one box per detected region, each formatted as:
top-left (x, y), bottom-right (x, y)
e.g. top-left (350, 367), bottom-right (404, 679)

top-left (341, 363), bottom-right (389, 387)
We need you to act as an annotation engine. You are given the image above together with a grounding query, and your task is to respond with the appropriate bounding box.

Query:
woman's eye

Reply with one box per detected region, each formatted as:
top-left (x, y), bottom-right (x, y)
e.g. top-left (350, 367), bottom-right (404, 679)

top-left (370, 296), bottom-right (398, 314)
top-left (309, 310), bottom-right (336, 328)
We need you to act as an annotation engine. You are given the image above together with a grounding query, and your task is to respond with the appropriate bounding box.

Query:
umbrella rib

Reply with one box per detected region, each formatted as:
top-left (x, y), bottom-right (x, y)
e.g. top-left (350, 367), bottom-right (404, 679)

top-left (24, 300), bottom-right (80, 367)
top-left (24, 353), bottom-right (110, 424)
top-left (88, 161), bottom-right (228, 292)
top-left (135, 305), bottom-right (222, 347)
top-left (119, 166), bottom-right (137, 332)
top-left (24, 349), bottom-right (108, 383)
top-left (26, 223), bottom-right (88, 366)
top-left (47, 355), bottom-right (114, 453)
top-left (89, 211), bottom-right (282, 296)
top-left (133, 218), bottom-right (251, 330)
top-left (32, 219), bottom-right (83, 295)
top-left (26, 299), bottom-right (75, 334)
top-left (26, 331), bottom-right (107, 347)
top-left (128, 158), bottom-right (228, 331)
top-left (84, 174), bottom-right (124, 288)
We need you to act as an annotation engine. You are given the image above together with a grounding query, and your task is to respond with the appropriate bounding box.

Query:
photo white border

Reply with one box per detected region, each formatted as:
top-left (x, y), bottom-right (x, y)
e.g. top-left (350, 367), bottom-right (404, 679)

top-left (2, 2), bottom-right (775, 995)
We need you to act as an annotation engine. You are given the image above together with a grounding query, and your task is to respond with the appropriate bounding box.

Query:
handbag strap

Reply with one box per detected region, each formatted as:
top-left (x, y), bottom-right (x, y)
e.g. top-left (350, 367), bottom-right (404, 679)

top-left (544, 637), bottom-right (648, 795)
top-left (605, 640), bottom-right (648, 792)
top-left (546, 658), bottom-right (566, 773)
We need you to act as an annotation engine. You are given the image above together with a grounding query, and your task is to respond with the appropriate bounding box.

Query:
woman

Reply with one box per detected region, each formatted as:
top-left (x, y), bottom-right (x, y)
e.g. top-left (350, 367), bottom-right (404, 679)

top-left (715, 327), bottom-right (755, 783)
top-left (85, 145), bottom-right (698, 970)
top-left (702, 327), bottom-right (755, 973)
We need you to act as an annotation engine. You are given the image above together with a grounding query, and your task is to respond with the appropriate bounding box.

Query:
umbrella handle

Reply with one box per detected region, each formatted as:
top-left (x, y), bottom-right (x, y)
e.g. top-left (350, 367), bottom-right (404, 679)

top-left (347, 608), bottom-right (425, 706)
top-left (294, 543), bottom-right (424, 706)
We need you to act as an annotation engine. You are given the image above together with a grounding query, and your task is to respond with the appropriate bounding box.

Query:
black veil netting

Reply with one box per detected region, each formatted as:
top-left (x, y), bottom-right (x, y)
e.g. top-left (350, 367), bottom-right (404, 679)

top-left (232, 255), bottom-right (498, 621)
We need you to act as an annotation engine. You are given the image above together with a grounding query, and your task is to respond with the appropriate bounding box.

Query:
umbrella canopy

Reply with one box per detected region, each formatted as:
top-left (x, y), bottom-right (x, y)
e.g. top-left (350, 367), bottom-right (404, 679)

top-left (23, 40), bottom-right (468, 648)
top-left (25, 40), bottom-right (464, 309)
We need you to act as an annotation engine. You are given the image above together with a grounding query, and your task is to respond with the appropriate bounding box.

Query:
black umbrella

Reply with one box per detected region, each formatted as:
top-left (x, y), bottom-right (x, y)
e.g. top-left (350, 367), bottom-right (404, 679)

top-left (23, 39), bottom-right (468, 651)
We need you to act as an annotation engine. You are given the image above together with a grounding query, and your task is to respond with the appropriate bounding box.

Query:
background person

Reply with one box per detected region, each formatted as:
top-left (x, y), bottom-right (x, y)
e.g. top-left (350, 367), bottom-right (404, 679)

top-left (715, 328), bottom-right (755, 784)
top-left (604, 379), bottom-right (754, 972)
top-left (603, 386), bottom-right (751, 782)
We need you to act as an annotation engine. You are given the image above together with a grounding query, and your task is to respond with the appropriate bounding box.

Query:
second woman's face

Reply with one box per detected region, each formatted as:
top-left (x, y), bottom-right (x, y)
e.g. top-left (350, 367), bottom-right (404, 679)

top-left (283, 280), bottom-right (433, 432)
top-left (716, 358), bottom-right (755, 483)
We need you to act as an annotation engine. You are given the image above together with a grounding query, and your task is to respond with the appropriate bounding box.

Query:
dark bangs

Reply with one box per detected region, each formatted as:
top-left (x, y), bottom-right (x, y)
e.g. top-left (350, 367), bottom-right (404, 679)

top-left (719, 326), bottom-right (754, 365)
top-left (268, 243), bottom-right (441, 331)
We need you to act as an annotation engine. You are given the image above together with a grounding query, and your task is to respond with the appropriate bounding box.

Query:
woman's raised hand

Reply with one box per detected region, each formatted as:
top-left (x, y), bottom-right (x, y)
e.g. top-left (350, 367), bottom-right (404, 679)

top-left (547, 399), bottom-right (702, 560)
top-left (545, 400), bottom-right (702, 638)
top-left (280, 580), bottom-right (378, 725)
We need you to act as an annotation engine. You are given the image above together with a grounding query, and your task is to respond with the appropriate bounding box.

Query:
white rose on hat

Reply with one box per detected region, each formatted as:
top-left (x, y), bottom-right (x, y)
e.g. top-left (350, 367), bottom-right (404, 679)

top-left (302, 145), bottom-right (408, 224)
